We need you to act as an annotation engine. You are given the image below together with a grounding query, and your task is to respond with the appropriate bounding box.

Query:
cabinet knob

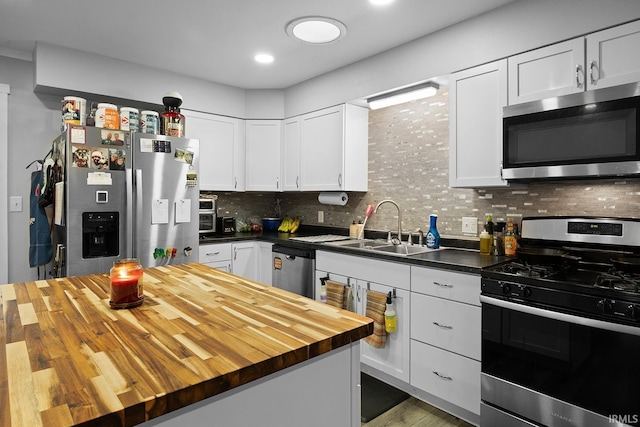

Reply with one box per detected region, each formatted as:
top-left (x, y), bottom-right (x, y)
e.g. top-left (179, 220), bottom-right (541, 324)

top-left (590, 60), bottom-right (599, 85)
top-left (575, 64), bottom-right (584, 88)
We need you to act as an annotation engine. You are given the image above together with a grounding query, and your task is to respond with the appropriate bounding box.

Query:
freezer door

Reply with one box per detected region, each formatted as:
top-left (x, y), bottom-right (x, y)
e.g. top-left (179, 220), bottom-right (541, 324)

top-left (130, 133), bottom-right (199, 267)
top-left (62, 127), bottom-right (128, 277)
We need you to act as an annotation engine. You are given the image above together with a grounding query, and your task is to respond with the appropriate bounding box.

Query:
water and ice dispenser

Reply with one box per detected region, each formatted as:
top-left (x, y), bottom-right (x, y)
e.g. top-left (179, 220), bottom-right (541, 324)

top-left (82, 212), bottom-right (119, 258)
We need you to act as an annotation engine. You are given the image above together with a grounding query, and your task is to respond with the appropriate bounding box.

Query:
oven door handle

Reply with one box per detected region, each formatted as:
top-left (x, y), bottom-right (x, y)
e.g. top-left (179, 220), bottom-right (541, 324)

top-left (480, 295), bottom-right (640, 337)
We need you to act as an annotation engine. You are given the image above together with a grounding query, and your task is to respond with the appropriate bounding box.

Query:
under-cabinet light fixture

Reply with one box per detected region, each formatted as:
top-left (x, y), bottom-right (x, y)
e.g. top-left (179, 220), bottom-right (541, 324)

top-left (367, 81), bottom-right (440, 110)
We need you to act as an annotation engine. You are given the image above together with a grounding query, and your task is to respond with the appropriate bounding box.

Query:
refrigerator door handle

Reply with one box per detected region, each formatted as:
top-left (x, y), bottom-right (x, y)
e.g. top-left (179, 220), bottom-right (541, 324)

top-left (135, 169), bottom-right (144, 260)
top-left (125, 168), bottom-right (134, 258)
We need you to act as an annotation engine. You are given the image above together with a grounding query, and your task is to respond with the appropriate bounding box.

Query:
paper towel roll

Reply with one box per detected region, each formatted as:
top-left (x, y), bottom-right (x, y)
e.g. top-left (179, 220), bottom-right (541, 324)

top-left (318, 192), bottom-right (349, 206)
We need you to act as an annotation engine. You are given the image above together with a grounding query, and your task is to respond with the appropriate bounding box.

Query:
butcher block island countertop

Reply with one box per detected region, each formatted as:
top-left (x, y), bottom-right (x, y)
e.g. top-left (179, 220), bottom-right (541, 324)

top-left (0, 263), bottom-right (373, 427)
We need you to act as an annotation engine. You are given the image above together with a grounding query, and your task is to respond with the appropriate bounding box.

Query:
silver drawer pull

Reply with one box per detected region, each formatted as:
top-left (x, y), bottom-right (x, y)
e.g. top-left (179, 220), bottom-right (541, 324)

top-left (433, 322), bottom-right (453, 329)
top-left (433, 371), bottom-right (453, 381)
top-left (206, 251), bottom-right (221, 256)
top-left (433, 281), bottom-right (453, 288)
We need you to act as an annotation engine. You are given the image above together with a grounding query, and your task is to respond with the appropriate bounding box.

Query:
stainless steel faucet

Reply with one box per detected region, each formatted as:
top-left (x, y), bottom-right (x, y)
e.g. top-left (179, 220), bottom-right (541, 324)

top-left (374, 199), bottom-right (402, 245)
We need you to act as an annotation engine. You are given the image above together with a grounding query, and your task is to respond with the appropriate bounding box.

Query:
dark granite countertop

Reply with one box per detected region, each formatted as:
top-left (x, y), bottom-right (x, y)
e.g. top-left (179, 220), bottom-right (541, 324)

top-left (200, 225), bottom-right (510, 274)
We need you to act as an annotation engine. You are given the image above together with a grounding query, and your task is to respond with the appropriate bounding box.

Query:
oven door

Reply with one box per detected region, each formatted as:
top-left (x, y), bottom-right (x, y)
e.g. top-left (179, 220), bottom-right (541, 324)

top-left (481, 295), bottom-right (640, 427)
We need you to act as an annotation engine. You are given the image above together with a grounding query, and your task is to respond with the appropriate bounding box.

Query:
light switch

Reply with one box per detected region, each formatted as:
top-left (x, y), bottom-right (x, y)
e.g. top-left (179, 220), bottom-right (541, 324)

top-left (10, 196), bottom-right (23, 212)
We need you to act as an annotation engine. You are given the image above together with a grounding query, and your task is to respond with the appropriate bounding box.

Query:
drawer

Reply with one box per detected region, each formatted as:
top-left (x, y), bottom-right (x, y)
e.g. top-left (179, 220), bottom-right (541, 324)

top-left (411, 266), bottom-right (480, 306)
top-left (199, 243), bottom-right (232, 264)
top-left (411, 293), bottom-right (481, 360)
top-left (410, 340), bottom-right (480, 415)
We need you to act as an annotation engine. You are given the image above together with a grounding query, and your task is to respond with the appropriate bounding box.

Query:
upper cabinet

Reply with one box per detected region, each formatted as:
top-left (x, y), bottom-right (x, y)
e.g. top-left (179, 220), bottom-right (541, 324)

top-left (245, 120), bottom-right (282, 191)
top-left (299, 104), bottom-right (368, 192)
top-left (182, 110), bottom-right (245, 191)
top-left (449, 60), bottom-right (508, 188)
top-left (281, 116), bottom-right (301, 191)
top-left (508, 38), bottom-right (585, 104)
top-left (509, 20), bottom-right (640, 105)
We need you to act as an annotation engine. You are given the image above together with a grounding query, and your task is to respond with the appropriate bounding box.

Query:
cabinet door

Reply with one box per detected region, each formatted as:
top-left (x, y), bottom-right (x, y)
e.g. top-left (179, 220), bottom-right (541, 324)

top-left (449, 60), bottom-right (508, 188)
top-left (300, 105), bottom-right (344, 191)
top-left (282, 117), bottom-right (301, 191)
top-left (508, 38), bottom-right (585, 104)
top-left (202, 261), bottom-right (231, 272)
top-left (411, 340), bottom-right (481, 415)
top-left (358, 280), bottom-right (410, 383)
top-left (183, 110), bottom-right (245, 191)
top-left (587, 20), bottom-right (640, 90)
top-left (231, 242), bottom-right (258, 281)
top-left (245, 120), bottom-right (282, 191)
top-left (255, 241), bottom-right (273, 285)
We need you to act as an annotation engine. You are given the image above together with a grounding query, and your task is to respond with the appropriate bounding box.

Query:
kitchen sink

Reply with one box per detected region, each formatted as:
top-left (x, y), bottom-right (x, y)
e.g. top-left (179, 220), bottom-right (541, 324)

top-left (327, 239), bottom-right (390, 249)
top-left (325, 239), bottom-right (437, 256)
top-left (372, 244), bottom-right (434, 256)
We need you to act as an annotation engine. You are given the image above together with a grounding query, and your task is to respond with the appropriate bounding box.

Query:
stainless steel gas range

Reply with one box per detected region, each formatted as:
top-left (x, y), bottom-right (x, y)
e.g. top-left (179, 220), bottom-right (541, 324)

top-left (480, 217), bottom-right (640, 427)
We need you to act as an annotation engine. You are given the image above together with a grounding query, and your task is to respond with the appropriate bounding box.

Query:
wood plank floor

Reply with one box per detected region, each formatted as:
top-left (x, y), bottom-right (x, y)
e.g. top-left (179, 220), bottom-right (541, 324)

top-left (362, 397), bottom-right (474, 427)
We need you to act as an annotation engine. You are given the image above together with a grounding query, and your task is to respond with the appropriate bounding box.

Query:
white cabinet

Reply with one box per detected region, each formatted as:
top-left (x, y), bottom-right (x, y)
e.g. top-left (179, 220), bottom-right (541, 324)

top-left (508, 20), bottom-right (640, 104)
top-left (586, 20), bottom-right (640, 90)
top-left (255, 241), bottom-right (273, 285)
top-left (182, 110), bottom-right (245, 191)
top-left (231, 241), bottom-right (258, 281)
top-left (357, 280), bottom-right (410, 383)
top-left (245, 120), bottom-right (282, 191)
top-left (409, 265), bottom-right (481, 415)
top-left (198, 243), bottom-right (232, 272)
top-left (315, 251), bottom-right (410, 383)
top-left (508, 38), bottom-right (585, 104)
top-left (449, 60), bottom-right (508, 188)
top-left (299, 104), bottom-right (368, 192)
top-left (281, 116), bottom-right (301, 191)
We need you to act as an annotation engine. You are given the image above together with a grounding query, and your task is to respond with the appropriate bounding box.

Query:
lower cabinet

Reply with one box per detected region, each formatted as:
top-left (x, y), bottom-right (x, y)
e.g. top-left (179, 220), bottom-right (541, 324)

top-left (410, 265), bottom-right (481, 416)
top-left (199, 243), bottom-right (232, 272)
top-left (199, 241), bottom-right (273, 284)
top-left (316, 251), bottom-right (410, 383)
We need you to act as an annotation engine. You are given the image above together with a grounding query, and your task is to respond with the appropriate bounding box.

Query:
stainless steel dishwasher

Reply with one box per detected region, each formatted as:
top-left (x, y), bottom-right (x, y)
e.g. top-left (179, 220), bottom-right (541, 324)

top-left (272, 244), bottom-right (316, 299)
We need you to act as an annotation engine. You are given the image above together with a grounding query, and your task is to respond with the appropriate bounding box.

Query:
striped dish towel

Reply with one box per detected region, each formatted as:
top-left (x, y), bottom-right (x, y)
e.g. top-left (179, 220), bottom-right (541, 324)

top-left (326, 280), bottom-right (346, 308)
top-left (364, 290), bottom-right (388, 348)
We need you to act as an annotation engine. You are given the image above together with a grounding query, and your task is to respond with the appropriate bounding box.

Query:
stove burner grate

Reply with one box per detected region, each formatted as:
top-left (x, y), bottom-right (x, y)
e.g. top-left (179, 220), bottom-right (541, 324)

top-left (595, 269), bottom-right (640, 293)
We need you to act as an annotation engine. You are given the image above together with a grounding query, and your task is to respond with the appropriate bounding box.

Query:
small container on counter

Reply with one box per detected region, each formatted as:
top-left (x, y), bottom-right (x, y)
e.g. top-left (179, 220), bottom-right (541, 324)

top-left (504, 219), bottom-right (517, 257)
top-left (109, 258), bottom-right (144, 309)
top-left (479, 229), bottom-right (492, 255)
top-left (426, 214), bottom-right (440, 249)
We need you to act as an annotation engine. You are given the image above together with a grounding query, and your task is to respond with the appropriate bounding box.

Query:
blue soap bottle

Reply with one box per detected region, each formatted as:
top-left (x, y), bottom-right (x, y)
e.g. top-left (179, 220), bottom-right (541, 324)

top-left (426, 214), bottom-right (440, 249)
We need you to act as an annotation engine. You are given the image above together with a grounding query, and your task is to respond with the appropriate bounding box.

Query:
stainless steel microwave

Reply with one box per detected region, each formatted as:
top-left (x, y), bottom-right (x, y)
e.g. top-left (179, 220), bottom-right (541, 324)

top-left (502, 82), bottom-right (640, 181)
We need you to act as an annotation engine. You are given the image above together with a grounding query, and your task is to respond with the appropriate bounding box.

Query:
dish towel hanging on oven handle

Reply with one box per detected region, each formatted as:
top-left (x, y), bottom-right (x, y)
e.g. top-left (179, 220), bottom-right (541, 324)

top-left (364, 290), bottom-right (388, 348)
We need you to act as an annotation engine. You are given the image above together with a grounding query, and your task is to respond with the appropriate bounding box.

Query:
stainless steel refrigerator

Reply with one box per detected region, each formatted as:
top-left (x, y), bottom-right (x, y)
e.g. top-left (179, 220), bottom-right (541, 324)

top-left (52, 126), bottom-right (200, 277)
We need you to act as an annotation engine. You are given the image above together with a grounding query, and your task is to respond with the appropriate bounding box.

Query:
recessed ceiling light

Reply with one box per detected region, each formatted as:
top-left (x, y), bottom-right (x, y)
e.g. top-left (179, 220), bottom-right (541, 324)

top-left (286, 16), bottom-right (347, 44)
top-left (369, 0), bottom-right (395, 5)
top-left (254, 53), bottom-right (274, 64)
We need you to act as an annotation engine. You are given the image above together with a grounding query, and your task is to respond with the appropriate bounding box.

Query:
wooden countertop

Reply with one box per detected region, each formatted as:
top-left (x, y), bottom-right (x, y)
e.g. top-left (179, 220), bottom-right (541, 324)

top-left (0, 263), bottom-right (373, 426)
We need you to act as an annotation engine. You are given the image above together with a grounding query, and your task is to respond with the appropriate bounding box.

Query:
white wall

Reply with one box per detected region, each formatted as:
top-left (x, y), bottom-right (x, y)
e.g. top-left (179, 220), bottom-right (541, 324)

top-left (4, 0), bottom-right (640, 282)
top-left (284, 0), bottom-right (640, 116)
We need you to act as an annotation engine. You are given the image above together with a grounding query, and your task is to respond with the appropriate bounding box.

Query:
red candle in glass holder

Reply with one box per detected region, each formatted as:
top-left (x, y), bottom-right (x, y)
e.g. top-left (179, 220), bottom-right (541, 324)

top-left (110, 259), bottom-right (144, 309)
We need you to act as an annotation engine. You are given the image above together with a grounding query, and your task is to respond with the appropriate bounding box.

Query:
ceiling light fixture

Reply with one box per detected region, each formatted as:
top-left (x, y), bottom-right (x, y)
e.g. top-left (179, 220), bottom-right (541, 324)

top-left (286, 16), bottom-right (347, 44)
top-left (254, 53), bottom-right (274, 64)
top-left (367, 82), bottom-right (440, 110)
top-left (369, 0), bottom-right (395, 5)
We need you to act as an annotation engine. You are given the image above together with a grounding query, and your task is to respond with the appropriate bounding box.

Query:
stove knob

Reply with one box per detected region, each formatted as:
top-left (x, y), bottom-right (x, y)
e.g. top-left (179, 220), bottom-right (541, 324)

top-left (500, 282), bottom-right (511, 294)
top-left (626, 304), bottom-right (640, 320)
top-left (522, 286), bottom-right (532, 298)
top-left (597, 299), bottom-right (613, 314)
